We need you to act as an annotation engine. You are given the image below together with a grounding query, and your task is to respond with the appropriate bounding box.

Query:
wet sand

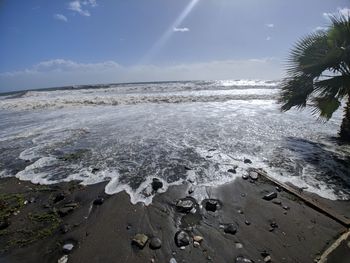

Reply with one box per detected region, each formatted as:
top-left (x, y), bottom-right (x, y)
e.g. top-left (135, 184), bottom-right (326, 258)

top-left (0, 176), bottom-right (349, 263)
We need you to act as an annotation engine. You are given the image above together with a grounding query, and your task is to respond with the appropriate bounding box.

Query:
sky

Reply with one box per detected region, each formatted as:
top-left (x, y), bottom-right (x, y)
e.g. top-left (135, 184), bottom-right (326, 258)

top-left (0, 0), bottom-right (349, 92)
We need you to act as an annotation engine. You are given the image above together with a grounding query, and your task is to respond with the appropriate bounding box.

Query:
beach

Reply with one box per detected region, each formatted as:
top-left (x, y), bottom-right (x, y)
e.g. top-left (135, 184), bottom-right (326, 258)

top-left (0, 173), bottom-right (349, 263)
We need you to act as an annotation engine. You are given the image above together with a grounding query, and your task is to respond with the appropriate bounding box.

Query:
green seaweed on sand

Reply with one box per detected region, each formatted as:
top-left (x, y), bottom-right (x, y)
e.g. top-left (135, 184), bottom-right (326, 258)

top-left (0, 193), bottom-right (25, 221)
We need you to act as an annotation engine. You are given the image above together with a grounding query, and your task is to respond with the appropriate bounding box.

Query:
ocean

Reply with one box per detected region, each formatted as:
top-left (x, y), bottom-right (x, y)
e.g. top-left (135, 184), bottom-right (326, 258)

top-left (0, 80), bottom-right (349, 204)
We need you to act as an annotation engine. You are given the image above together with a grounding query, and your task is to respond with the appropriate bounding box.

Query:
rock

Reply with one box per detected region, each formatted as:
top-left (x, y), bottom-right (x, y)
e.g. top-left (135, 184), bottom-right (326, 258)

top-left (62, 243), bottom-right (74, 253)
top-left (228, 168), bottom-right (237, 174)
top-left (93, 197), bottom-right (104, 205)
top-left (224, 224), bottom-right (238, 235)
top-left (245, 220), bottom-right (251, 226)
top-left (272, 199), bottom-right (282, 205)
top-left (126, 224), bottom-right (132, 230)
top-left (242, 174), bottom-right (249, 180)
top-left (188, 187), bottom-right (194, 194)
top-left (263, 192), bottom-right (277, 201)
top-left (53, 193), bottom-right (65, 203)
top-left (276, 186), bottom-right (282, 192)
top-left (58, 207), bottom-right (75, 217)
top-left (264, 256), bottom-right (272, 262)
top-left (60, 224), bottom-right (70, 234)
top-left (58, 255), bottom-right (68, 263)
top-left (193, 235), bottom-right (203, 243)
top-left (151, 178), bottom-right (163, 192)
top-left (184, 166), bottom-right (192, 170)
top-left (176, 198), bottom-right (195, 213)
top-left (132, 233), bottom-right (149, 249)
top-left (235, 256), bottom-right (253, 263)
top-left (174, 230), bottom-right (190, 247)
top-left (193, 241), bottom-right (200, 248)
top-left (241, 193), bottom-right (246, 197)
top-left (282, 205), bottom-right (290, 210)
top-left (204, 199), bottom-right (219, 212)
top-left (235, 242), bottom-right (243, 249)
top-left (238, 209), bottom-right (244, 214)
top-left (0, 220), bottom-right (10, 230)
top-left (244, 159), bottom-right (252, 164)
top-left (249, 171), bottom-right (259, 180)
top-left (169, 258), bottom-right (177, 263)
top-left (149, 237), bottom-right (162, 250)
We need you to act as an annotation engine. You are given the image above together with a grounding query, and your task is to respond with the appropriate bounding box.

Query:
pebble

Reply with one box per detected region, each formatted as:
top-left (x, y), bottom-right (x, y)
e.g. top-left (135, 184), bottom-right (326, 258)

top-left (276, 186), bottom-right (282, 192)
top-left (176, 198), bottom-right (195, 213)
top-left (151, 178), bottom-right (163, 192)
top-left (149, 237), bottom-right (162, 250)
top-left (170, 258), bottom-right (177, 263)
top-left (282, 205), bottom-right (290, 210)
top-left (93, 197), bottom-right (104, 205)
top-left (235, 256), bottom-right (253, 263)
top-left (244, 159), bottom-right (252, 164)
top-left (242, 174), bottom-right (249, 180)
top-left (62, 243), bottom-right (74, 253)
top-left (193, 241), bottom-right (200, 248)
top-left (272, 199), bottom-right (282, 205)
top-left (224, 224), bottom-right (238, 235)
top-left (263, 192), bottom-right (277, 201)
top-left (228, 168), bottom-right (237, 174)
top-left (58, 255), bottom-right (68, 263)
top-left (245, 220), bottom-right (251, 226)
top-left (53, 193), bottom-right (65, 203)
top-left (238, 209), bottom-right (244, 214)
top-left (264, 255), bottom-right (272, 262)
top-left (0, 220), bottom-right (10, 230)
top-left (235, 242), bottom-right (243, 249)
top-left (132, 233), bottom-right (149, 249)
top-left (174, 230), bottom-right (190, 247)
top-left (249, 171), bottom-right (258, 180)
top-left (193, 235), bottom-right (203, 243)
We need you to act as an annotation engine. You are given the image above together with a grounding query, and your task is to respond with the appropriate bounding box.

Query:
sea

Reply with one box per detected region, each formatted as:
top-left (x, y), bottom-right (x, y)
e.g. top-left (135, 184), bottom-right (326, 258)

top-left (0, 80), bottom-right (349, 204)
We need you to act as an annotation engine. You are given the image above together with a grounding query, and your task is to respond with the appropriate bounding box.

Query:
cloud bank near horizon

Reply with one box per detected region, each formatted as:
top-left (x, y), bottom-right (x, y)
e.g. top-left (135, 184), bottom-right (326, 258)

top-left (0, 58), bottom-right (283, 92)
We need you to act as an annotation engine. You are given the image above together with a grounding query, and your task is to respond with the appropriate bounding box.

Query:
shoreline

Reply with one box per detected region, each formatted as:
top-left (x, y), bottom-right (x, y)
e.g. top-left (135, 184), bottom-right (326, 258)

top-left (1, 175), bottom-right (349, 263)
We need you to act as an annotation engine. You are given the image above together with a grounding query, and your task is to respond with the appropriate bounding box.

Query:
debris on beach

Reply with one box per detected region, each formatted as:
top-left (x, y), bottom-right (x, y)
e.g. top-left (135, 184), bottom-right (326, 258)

top-left (132, 233), bottom-right (149, 248)
top-left (176, 198), bottom-right (196, 213)
top-left (263, 192), bottom-right (277, 201)
top-left (151, 178), bottom-right (163, 192)
top-left (174, 230), bottom-right (190, 247)
top-left (149, 237), bottom-right (162, 250)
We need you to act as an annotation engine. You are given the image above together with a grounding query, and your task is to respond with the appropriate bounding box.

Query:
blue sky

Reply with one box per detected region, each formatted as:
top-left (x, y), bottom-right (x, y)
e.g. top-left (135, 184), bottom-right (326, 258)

top-left (0, 0), bottom-right (349, 91)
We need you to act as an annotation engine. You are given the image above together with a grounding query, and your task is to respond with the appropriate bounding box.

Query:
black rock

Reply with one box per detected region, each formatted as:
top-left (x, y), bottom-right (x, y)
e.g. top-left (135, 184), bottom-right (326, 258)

top-left (263, 192), bottom-right (277, 201)
top-left (242, 174), bottom-right (249, 180)
top-left (184, 166), bottom-right (192, 170)
top-left (149, 237), bottom-right (162, 249)
top-left (174, 230), bottom-right (190, 247)
top-left (58, 207), bottom-right (75, 217)
top-left (91, 167), bottom-right (100, 173)
top-left (228, 168), bottom-right (237, 174)
top-left (244, 159), bottom-right (252, 164)
top-left (204, 199), bottom-right (219, 212)
top-left (176, 198), bottom-right (195, 213)
top-left (151, 178), bottom-right (163, 192)
top-left (53, 193), bottom-right (65, 203)
top-left (270, 221), bottom-right (278, 229)
top-left (224, 224), bottom-right (238, 235)
top-left (60, 224), bottom-right (70, 234)
top-left (235, 256), bottom-right (253, 263)
top-left (93, 197), bottom-right (104, 205)
top-left (0, 220), bottom-right (10, 230)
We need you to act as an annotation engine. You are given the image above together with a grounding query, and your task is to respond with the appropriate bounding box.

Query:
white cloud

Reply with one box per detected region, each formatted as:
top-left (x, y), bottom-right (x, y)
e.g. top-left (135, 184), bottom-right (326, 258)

top-left (266, 36), bottom-right (271, 41)
top-left (68, 0), bottom-right (97, 16)
top-left (323, 7), bottom-right (350, 20)
top-left (173, 27), bottom-right (190, 32)
top-left (54, 14), bottom-right (68, 22)
top-left (0, 58), bottom-right (283, 91)
top-left (265, 23), bottom-right (274, 28)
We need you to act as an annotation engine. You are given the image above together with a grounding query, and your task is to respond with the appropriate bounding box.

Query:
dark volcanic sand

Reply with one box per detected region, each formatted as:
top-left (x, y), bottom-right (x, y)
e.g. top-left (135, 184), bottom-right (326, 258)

top-left (0, 177), bottom-right (348, 263)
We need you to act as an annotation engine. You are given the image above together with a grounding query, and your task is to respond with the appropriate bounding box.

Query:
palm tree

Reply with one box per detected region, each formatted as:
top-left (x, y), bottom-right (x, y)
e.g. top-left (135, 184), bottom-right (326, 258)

top-left (279, 14), bottom-right (350, 142)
